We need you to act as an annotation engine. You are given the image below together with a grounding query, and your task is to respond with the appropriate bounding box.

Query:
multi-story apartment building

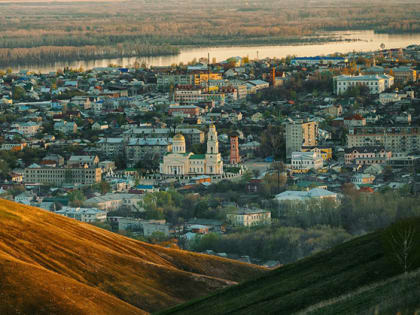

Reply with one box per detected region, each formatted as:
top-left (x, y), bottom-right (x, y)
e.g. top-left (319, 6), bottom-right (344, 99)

top-left (24, 165), bottom-right (102, 186)
top-left (97, 138), bottom-right (125, 158)
top-left (285, 120), bottom-right (318, 158)
top-left (157, 73), bottom-right (194, 88)
top-left (333, 74), bottom-right (394, 95)
top-left (156, 72), bottom-right (222, 88)
top-left (344, 146), bottom-right (392, 165)
top-left (347, 127), bottom-right (420, 153)
top-left (125, 138), bottom-right (171, 167)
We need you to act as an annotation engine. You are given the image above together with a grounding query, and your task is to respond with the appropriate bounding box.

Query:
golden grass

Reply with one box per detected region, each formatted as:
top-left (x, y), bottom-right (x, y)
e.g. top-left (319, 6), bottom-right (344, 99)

top-left (0, 199), bottom-right (266, 314)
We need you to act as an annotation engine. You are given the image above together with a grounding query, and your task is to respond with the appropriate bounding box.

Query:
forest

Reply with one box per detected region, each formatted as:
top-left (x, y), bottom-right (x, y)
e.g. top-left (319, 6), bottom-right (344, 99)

top-left (0, 0), bottom-right (419, 66)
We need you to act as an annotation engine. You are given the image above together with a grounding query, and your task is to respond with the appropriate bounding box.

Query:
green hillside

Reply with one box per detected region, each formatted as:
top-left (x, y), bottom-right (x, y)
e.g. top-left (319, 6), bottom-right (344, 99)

top-left (159, 218), bottom-right (420, 315)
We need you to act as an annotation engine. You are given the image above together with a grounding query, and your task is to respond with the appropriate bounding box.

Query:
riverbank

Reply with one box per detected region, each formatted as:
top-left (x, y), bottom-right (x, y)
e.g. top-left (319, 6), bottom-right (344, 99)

top-left (3, 30), bottom-right (420, 73)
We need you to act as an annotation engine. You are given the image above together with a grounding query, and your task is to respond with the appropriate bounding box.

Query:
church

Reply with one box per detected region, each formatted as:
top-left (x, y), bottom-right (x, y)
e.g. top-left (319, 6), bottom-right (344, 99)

top-left (160, 124), bottom-right (223, 176)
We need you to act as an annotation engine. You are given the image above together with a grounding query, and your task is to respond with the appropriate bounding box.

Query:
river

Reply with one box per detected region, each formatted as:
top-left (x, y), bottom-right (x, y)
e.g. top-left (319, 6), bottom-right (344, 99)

top-left (10, 30), bottom-right (420, 73)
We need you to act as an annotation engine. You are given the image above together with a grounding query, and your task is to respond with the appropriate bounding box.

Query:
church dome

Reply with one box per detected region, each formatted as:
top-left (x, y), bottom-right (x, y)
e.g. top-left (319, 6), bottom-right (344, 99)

top-left (173, 134), bottom-right (185, 141)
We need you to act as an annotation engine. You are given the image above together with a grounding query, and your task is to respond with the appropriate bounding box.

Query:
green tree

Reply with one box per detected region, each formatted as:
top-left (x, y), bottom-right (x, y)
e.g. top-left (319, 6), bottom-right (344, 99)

top-left (68, 190), bottom-right (85, 207)
top-left (12, 86), bottom-right (26, 101)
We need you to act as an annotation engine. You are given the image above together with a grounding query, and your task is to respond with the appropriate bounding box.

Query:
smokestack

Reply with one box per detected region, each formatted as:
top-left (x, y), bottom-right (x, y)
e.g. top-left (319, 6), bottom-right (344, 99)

top-left (272, 67), bottom-right (276, 86)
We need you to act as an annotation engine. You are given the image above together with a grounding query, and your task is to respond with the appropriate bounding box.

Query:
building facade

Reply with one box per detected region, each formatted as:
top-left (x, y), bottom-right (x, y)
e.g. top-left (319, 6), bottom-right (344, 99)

top-left (347, 127), bottom-right (420, 153)
top-left (291, 151), bottom-right (323, 171)
top-left (344, 146), bottom-right (392, 165)
top-left (286, 120), bottom-right (318, 158)
top-left (24, 165), bottom-right (102, 185)
top-left (333, 74), bottom-right (394, 95)
top-left (160, 124), bottom-right (223, 176)
top-left (226, 209), bottom-right (271, 227)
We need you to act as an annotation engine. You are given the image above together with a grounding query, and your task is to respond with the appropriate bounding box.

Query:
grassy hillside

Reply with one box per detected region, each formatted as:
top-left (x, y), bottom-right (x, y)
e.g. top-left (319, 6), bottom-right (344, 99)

top-left (159, 218), bottom-right (420, 315)
top-left (0, 199), bottom-right (265, 314)
top-left (300, 268), bottom-right (420, 315)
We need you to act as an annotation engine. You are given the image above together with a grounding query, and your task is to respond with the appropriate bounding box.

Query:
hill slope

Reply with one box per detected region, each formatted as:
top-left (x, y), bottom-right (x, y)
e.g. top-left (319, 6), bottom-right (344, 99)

top-left (159, 218), bottom-right (420, 315)
top-left (0, 199), bottom-right (265, 314)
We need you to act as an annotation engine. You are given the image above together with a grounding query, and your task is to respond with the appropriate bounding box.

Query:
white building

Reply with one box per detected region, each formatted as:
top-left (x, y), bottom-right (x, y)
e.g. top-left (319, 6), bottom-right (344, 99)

top-left (56, 207), bottom-right (106, 223)
top-left (379, 91), bottom-right (414, 105)
top-left (334, 74), bottom-right (394, 95)
top-left (226, 209), bottom-right (271, 227)
top-left (291, 151), bottom-right (323, 171)
top-left (160, 124), bottom-right (223, 176)
top-left (85, 193), bottom-right (145, 212)
top-left (274, 188), bottom-right (338, 203)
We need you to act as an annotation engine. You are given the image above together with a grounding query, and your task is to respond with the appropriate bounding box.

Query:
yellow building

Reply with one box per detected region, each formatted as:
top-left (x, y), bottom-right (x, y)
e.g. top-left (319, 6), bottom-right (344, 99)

top-left (193, 73), bottom-right (222, 85)
top-left (301, 146), bottom-right (333, 161)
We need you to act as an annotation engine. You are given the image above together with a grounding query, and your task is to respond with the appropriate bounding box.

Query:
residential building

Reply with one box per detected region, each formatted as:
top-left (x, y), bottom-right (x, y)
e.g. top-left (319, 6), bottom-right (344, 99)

top-left (125, 138), bottom-right (171, 167)
top-left (344, 146), bottom-right (392, 165)
top-left (54, 121), bottom-right (77, 134)
top-left (24, 164), bottom-right (102, 186)
top-left (347, 127), bottom-right (420, 153)
top-left (226, 209), bottom-right (271, 227)
top-left (390, 67), bottom-right (416, 83)
top-left (351, 174), bottom-right (375, 185)
top-left (97, 138), bottom-right (125, 158)
top-left (379, 90), bottom-right (414, 105)
top-left (11, 122), bottom-right (41, 136)
top-left (285, 120), bottom-right (318, 158)
top-left (168, 104), bottom-right (201, 117)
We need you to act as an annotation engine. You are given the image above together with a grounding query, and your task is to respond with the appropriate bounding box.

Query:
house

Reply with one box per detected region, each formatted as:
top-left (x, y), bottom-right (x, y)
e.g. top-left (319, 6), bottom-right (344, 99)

top-left (92, 122), bottom-right (109, 130)
top-left (14, 191), bottom-right (36, 205)
top-left (226, 209), bottom-right (271, 227)
top-left (351, 174), bottom-right (375, 185)
top-left (54, 121), bottom-right (77, 134)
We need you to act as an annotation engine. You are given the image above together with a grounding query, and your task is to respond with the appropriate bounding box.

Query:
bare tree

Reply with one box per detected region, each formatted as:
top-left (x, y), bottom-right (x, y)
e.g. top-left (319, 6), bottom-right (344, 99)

top-left (388, 225), bottom-right (416, 275)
